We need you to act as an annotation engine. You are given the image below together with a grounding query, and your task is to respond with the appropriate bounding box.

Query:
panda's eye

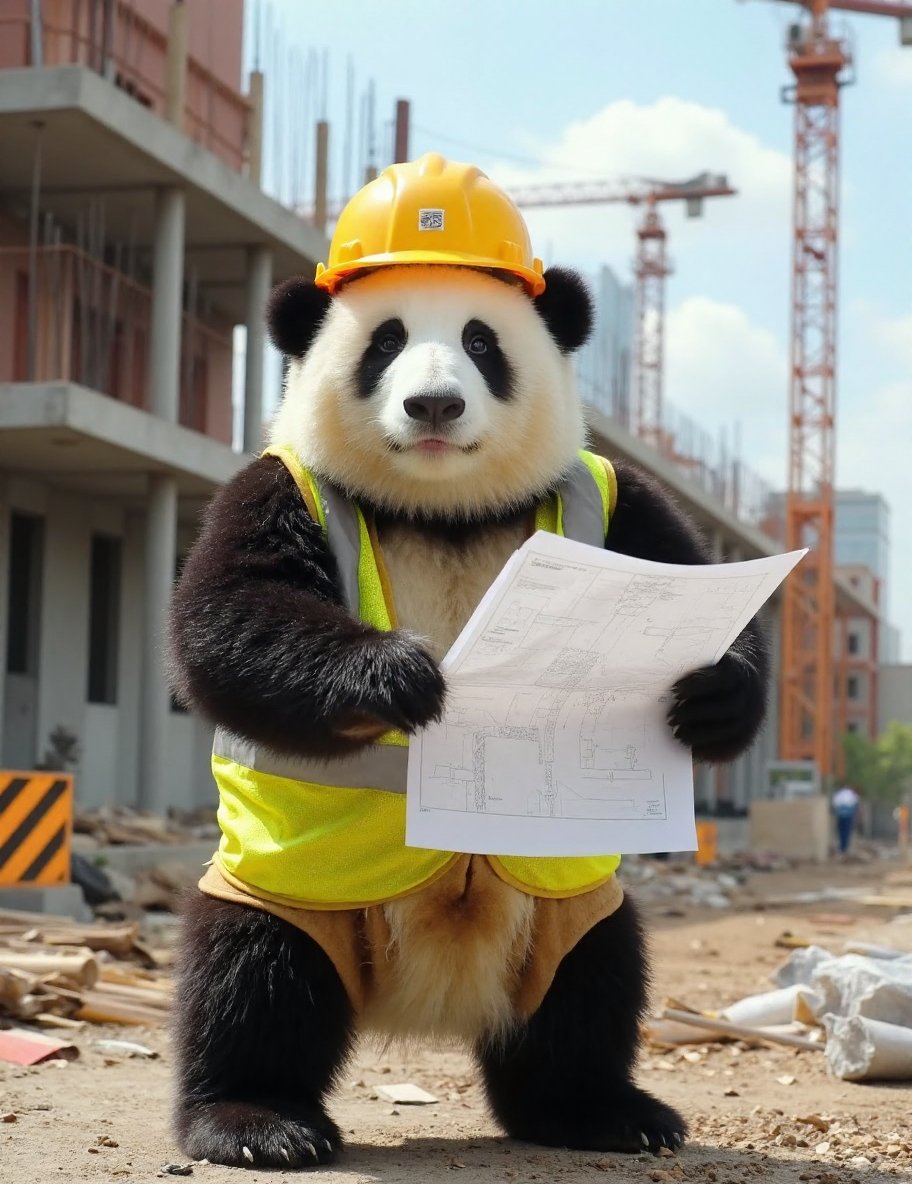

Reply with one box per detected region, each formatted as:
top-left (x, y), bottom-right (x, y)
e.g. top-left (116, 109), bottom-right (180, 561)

top-left (467, 335), bottom-right (488, 356)
top-left (372, 319), bottom-right (406, 356)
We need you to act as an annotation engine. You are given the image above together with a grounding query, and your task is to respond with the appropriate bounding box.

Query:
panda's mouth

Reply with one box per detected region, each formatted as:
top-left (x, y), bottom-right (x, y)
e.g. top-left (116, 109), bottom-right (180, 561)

top-left (388, 436), bottom-right (481, 455)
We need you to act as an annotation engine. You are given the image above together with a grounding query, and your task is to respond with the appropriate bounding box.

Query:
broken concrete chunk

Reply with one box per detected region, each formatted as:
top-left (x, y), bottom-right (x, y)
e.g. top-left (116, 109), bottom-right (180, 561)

top-left (373, 1082), bottom-right (439, 1105)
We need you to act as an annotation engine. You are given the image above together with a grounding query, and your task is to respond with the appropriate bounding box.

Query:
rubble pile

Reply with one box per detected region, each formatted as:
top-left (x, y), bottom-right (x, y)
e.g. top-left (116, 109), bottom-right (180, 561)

top-left (73, 804), bottom-right (218, 849)
top-left (0, 907), bottom-right (172, 1031)
top-left (647, 938), bottom-right (912, 1082)
top-left (623, 857), bottom-right (756, 912)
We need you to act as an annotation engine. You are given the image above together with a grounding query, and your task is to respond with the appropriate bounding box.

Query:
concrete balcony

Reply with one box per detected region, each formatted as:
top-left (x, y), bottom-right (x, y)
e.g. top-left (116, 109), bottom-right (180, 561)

top-left (0, 63), bottom-right (326, 324)
top-left (0, 244), bottom-right (234, 442)
top-left (1, 0), bottom-right (251, 172)
top-left (0, 381), bottom-right (243, 505)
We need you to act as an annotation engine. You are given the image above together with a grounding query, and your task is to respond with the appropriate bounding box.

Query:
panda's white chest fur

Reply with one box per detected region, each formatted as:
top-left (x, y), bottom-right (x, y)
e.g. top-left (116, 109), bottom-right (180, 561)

top-left (378, 519), bottom-right (529, 660)
top-left (370, 517), bottom-right (533, 1042)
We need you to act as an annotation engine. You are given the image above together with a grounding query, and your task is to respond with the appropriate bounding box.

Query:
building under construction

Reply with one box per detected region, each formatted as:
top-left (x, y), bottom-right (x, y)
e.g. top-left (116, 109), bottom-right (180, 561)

top-left (0, 0), bottom-right (324, 812)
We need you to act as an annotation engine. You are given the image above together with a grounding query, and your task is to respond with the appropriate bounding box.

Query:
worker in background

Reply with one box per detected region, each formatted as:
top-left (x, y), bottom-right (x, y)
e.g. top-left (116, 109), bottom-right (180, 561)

top-left (831, 783), bottom-right (861, 856)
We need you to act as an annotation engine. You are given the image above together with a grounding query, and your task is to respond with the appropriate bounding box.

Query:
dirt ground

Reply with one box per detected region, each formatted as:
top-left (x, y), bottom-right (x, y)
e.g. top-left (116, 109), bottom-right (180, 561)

top-left (3, 858), bottom-right (912, 1184)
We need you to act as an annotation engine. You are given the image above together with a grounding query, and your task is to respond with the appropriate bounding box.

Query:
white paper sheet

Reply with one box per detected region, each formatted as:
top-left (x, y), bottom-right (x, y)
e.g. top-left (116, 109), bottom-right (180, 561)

top-left (405, 533), bottom-right (805, 857)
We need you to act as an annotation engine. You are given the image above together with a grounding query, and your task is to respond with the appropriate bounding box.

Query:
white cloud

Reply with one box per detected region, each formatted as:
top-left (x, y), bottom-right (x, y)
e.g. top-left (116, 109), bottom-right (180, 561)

top-left (664, 296), bottom-right (788, 489)
top-left (875, 46), bottom-right (912, 90)
top-left (873, 311), bottom-right (912, 368)
top-left (491, 97), bottom-right (792, 268)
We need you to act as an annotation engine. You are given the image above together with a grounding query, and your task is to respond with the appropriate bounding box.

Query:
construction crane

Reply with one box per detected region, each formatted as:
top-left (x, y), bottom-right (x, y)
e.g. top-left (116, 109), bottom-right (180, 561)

top-left (506, 176), bottom-right (736, 450)
top-left (763, 0), bottom-right (912, 779)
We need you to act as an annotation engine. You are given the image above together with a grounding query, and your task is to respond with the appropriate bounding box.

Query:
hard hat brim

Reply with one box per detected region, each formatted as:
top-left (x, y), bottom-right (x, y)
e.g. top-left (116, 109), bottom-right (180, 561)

top-left (315, 251), bottom-right (546, 297)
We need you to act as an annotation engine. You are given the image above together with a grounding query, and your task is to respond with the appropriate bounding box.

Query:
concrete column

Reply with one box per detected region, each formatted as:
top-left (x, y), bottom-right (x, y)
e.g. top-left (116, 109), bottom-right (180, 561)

top-left (694, 763), bottom-right (715, 814)
top-left (246, 70), bottom-right (265, 186)
top-left (243, 245), bottom-right (273, 453)
top-left (149, 187), bottom-right (185, 423)
top-left (165, 1), bottom-right (189, 130)
top-left (139, 475), bottom-right (178, 812)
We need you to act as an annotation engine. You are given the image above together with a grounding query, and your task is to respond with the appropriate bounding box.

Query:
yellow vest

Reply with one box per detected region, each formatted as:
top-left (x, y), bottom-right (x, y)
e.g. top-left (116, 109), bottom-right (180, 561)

top-left (211, 446), bottom-right (623, 910)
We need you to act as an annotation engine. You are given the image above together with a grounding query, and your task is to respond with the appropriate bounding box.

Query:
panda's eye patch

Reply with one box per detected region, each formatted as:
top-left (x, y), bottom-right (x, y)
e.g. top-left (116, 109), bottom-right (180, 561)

top-left (357, 318), bottom-right (407, 397)
top-left (462, 319), bottom-right (513, 401)
top-left (374, 319), bottom-right (406, 355)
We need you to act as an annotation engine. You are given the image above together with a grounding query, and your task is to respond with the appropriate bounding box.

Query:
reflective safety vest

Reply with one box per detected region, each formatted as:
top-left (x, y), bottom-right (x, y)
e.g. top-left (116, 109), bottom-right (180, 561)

top-left (211, 445), bottom-right (623, 910)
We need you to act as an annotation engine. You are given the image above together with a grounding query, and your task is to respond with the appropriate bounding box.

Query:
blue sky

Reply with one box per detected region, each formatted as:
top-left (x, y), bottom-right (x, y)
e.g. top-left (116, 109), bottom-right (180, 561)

top-left (254, 0), bottom-right (912, 651)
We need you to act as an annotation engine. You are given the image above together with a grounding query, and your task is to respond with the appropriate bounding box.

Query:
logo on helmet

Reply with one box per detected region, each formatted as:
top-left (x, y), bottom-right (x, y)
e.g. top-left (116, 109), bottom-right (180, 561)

top-left (418, 208), bottom-right (445, 231)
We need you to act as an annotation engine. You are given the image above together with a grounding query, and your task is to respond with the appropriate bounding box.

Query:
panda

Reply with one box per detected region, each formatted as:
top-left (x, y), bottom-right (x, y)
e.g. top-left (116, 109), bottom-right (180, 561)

top-left (169, 157), bottom-right (768, 1170)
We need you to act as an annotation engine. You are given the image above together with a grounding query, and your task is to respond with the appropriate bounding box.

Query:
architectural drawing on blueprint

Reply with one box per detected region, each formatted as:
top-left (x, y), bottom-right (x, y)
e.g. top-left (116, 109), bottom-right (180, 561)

top-left (424, 687), bottom-right (665, 822)
top-left (407, 534), bottom-right (805, 857)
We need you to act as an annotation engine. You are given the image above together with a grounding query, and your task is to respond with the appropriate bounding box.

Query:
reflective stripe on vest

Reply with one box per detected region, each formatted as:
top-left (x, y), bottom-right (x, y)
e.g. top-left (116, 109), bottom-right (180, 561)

top-left (215, 730), bottom-right (408, 792)
top-left (211, 447), bottom-right (622, 908)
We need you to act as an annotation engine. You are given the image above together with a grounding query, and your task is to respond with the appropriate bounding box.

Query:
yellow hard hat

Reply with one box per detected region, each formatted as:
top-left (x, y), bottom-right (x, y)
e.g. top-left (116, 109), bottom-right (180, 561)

top-left (315, 153), bottom-right (545, 296)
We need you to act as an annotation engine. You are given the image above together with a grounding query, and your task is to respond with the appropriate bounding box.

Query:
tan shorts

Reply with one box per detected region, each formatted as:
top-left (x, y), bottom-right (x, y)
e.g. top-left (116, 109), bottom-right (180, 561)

top-left (199, 855), bottom-right (623, 1021)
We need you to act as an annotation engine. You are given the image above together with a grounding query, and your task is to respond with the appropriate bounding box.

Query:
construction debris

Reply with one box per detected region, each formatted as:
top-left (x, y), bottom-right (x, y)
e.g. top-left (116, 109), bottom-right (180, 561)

top-left (622, 859), bottom-right (748, 910)
top-left (656, 1007), bottom-right (823, 1051)
top-left (74, 805), bottom-right (215, 847)
top-left (0, 908), bottom-right (172, 1034)
top-left (374, 1083), bottom-right (439, 1105)
top-left (648, 940), bottom-right (912, 1083)
top-left (94, 1038), bottom-right (158, 1058)
top-left (0, 1028), bottom-right (79, 1066)
top-left (826, 1014), bottom-right (912, 1081)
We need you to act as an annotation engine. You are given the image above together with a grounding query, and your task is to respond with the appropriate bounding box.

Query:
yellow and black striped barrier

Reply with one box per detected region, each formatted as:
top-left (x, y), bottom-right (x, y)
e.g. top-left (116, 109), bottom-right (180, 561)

top-left (0, 771), bottom-right (73, 886)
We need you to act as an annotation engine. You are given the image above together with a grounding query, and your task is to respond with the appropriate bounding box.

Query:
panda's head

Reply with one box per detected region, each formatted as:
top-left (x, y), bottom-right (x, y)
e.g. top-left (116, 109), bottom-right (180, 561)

top-left (267, 264), bottom-right (593, 520)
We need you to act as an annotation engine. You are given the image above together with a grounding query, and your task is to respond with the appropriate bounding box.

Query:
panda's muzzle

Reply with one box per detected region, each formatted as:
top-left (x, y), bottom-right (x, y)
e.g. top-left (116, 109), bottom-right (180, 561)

top-left (402, 391), bottom-right (466, 431)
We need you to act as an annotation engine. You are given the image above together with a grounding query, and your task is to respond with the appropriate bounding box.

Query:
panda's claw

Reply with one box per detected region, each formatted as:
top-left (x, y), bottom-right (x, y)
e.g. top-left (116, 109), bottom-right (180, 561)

top-left (175, 1100), bottom-right (341, 1169)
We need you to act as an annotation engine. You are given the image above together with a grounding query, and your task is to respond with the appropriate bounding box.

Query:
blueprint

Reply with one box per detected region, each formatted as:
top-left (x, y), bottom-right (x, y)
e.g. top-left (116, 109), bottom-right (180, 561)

top-left (405, 532), bottom-right (805, 857)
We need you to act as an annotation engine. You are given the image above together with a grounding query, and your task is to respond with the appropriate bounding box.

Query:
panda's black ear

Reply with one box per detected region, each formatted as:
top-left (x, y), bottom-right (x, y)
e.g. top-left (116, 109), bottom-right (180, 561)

top-left (267, 278), bottom-right (332, 358)
top-left (532, 267), bottom-right (594, 354)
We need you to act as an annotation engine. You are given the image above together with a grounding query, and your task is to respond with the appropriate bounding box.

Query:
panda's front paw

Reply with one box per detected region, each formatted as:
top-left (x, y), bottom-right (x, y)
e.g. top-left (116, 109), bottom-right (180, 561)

top-left (346, 630), bottom-right (446, 734)
top-left (668, 650), bottom-right (766, 763)
top-left (176, 1099), bottom-right (339, 1168)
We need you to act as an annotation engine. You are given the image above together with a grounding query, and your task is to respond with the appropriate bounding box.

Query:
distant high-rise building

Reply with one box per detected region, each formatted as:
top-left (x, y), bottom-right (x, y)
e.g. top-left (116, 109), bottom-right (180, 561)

top-left (833, 489), bottom-right (899, 665)
top-left (835, 491), bottom-right (890, 609)
top-left (762, 487), bottom-right (900, 741)
top-left (575, 265), bottom-right (634, 427)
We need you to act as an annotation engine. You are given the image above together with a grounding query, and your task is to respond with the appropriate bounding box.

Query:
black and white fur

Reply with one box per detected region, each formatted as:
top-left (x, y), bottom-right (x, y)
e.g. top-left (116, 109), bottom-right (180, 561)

top-left (170, 264), bottom-right (768, 1168)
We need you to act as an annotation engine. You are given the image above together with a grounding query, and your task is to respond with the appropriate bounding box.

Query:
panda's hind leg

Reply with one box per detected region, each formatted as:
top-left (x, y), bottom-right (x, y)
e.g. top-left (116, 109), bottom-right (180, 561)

top-left (475, 894), bottom-right (686, 1154)
top-left (173, 894), bottom-right (355, 1169)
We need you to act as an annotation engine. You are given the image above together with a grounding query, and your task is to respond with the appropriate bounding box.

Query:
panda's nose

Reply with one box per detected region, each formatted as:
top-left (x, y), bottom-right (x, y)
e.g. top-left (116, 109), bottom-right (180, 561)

top-left (403, 392), bottom-right (466, 429)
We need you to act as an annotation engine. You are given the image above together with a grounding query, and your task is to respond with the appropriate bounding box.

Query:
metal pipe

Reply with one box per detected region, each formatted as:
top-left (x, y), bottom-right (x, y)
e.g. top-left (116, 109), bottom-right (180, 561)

top-left (394, 99), bottom-right (410, 163)
top-left (314, 119), bottom-right (329, 233)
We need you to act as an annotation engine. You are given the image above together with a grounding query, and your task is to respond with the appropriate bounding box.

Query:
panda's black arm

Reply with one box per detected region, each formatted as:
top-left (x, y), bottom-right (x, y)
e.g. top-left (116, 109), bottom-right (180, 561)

top-left (168, 456), bottom-right (444, 760)
top-left (605, 459), bottom-right (770, 763)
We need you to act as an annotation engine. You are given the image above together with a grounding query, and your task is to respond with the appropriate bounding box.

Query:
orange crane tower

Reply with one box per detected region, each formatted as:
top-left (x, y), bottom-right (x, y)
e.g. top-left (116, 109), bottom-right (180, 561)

top-left (508, 176), bottom-right (736, 449)
top-left (766, 0), bottom-right (912, 777)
